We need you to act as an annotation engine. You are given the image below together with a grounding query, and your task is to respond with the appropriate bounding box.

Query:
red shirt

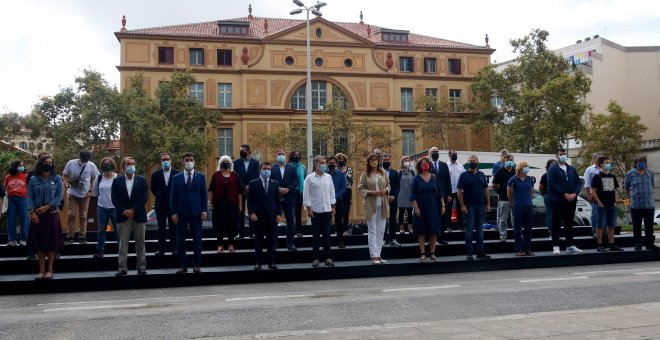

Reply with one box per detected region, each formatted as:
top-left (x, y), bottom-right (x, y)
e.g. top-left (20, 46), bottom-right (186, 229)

top-left (4, 173), bottom-right (28, 197)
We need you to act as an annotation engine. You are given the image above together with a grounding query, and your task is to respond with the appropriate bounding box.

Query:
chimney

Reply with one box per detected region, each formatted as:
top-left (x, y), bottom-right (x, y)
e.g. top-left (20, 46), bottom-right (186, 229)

top-left (585, 37), bottom-right (591, 41)
top-left (576, 40), bottom-right (582, 44)
top-left (593, 34), bottom-right (599, 39)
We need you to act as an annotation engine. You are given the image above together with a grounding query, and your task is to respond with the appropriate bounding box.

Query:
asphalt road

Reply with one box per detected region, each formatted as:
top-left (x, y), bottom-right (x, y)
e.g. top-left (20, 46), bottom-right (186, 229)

top-left (1, 261), bottom-right (659, 339)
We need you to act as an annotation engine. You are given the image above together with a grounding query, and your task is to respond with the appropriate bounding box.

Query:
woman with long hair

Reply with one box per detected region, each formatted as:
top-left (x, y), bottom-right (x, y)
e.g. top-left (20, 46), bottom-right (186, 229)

top-left (357, 152), bottom-right (390, 264)
top-left (92, 157), bottom-right (118, 258)
top-left (209, 155), bottom-right (243, 253)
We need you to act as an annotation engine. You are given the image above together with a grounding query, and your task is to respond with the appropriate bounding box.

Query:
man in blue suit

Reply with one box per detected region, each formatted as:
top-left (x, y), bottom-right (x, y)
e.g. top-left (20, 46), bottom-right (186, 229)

top-left (248, 162), bottom-right (281, 270)
top-left (233, 144), bottom-right (260, 239)
top-left (382, 153), bottom-right (401, 247)
top-left (150, 152), bottom-right (180, 255)
top-left (170, 152), bottom-right (208, 274)
top-left (112, 157), bottom-right (148, 276)
top-left (271, 148), bottom-right (299, 251)
top-left (429, 146), bottom-right (452, 245)
top-left (547, 147), bottom-right (583, 255)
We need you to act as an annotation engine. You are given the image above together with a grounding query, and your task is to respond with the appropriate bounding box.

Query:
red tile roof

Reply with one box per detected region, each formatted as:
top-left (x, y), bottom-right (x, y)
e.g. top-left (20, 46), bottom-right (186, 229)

top-left (117, 17), bottom-right (492, 52)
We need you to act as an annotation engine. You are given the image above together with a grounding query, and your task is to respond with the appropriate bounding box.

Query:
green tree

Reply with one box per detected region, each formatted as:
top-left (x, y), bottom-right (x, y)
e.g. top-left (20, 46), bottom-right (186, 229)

top-left (415, 94), bottom-right (464, 149)
top-left (470, 29), bottom-right (592, 153)
top-left (574, 101), bottom-right (647, 191)
top-left (118, 70), bottom-right (223, 172)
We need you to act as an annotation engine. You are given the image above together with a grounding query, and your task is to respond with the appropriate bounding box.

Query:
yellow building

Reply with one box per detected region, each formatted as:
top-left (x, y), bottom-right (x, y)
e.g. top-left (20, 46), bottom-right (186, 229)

top-left (115, 9), bottom-right (495, 220)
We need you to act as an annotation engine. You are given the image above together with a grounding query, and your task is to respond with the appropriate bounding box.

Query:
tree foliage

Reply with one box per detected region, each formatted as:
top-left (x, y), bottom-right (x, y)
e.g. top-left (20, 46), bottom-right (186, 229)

top-left (415, 94), bottom-right (465, 149)
top-left (470, 29), bottom-right (592, 153)
top-left (574, 101), bottom-right (647, 184)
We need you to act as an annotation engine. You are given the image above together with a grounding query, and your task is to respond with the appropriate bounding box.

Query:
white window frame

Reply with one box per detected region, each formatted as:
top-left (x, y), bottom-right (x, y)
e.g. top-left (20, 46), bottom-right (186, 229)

top-left (189, 82), bottom-right (204, 104)
top-left (217, 83), bottom-right (232, 109)
top-left (401, 88), bottom-right (413, 112)
top-left (217, 128), bottom-right (233, 157)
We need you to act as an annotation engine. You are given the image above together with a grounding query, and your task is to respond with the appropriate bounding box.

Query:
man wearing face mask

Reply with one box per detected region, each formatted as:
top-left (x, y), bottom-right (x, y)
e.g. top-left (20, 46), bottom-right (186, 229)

top-left (62, 150), bottom-right (100, 244)
top-left (624, 154), bottom-right (658, 251)
top-left (591, 156), bottom-right (623, 252)
top-left (492, 149), bottom-right (509, 178)
top-left (233, 144), bottom-right (260, 239)
top-left (170, 152), bottom-right (208, 274)
top-left (583, 153), bottom-right (602, 238)
top-left (428, 147), bottom-right (451, 245)
top-left (303, 155), bottom-right (336, 267)
top-left (326, 156), bottom-right (347, 248)
top-left (150, 152), bottom-right (180, 256)
top-left (457, 155), bottom-right (491, 260)
top-left (288, 150), bottom-right (307, 238)
top-left (382, 153), bottom-right (401, 247)
top-left (492, 154), bottom-right (516, 242)
top-left (447, 149), bottom-right (465, 231)
top-left (248, 162), bottom-right (281, 270)
top-left (112, 157), bottom-right (148, 276)
top-left (271, 148), bottom-right (299, 251)
top-left (547, 148), bottom-right (583, 255)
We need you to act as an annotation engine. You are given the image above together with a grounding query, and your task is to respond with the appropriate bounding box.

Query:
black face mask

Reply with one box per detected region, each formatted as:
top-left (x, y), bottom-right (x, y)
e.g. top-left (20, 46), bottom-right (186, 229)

top-left (431, 152), bottom-right (439, 161)
top-left (382, 161), bottom-right (391, 169)
top-left (468, 162), bottom-right (478, 170)
top-left (41, 164), bottom-right (53, 172)
top-left (328, 164), bottom-right (336, 171)
top-left (240, 151), bottom-right (248, 158)
top-left (337, 161), bottom-right (346, 167)
top-left (290, 156), bottom-right (300, 163)
top-left (450, 153), bottom-right (458, 161)
top-left (221, 162), bottom-right (230, 170)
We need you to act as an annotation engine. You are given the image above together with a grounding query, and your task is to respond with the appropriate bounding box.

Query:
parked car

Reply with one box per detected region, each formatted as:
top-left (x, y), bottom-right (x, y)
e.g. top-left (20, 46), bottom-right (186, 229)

top-left (655, 209), bottom-right (660, 225)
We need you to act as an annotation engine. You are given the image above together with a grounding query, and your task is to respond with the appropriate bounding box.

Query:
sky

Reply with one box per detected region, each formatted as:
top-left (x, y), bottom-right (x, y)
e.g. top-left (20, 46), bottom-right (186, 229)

top-left (1, 0), bottom-right (659, 115)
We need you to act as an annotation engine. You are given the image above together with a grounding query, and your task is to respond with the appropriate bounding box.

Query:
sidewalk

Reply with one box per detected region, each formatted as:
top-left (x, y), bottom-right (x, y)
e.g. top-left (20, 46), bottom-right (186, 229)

top-left (223, 302), bottom-right (660, 339)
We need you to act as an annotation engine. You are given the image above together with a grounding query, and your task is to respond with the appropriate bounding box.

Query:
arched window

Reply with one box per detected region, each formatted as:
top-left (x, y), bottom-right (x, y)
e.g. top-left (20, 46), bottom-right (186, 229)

top-left (291, 81), bottom-right (327, 110)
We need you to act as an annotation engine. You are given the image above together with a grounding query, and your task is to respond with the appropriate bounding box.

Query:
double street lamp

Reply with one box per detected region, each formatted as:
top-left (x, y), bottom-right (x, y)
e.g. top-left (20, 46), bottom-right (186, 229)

top-left (290, 0), bottom-right (326, 171)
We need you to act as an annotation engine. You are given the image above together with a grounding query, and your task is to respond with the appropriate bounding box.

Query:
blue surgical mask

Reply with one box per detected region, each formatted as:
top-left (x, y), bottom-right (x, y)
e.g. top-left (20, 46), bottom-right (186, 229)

top-left (276, 155), bottom-right (286, 164)
top-left (162, 161), bottom-right (170, 169)
top-left (559, 155), bottom-right (567, 163)
top-left (505, 161), bottom-right (515, 168)
top-left (637, 162), bottom-right (646, 170)
top-left (125, 165), bottom-right (136, 174)
top-left (522, 167), bottom-right (529, 174)
top-left (17, 166), bottom-right (25, 173)
top-left (604, 163), bottom-right (612, 172)
top-left (319, 164), bottom-right (327, 173)
top-left (261, 169), bottom-right (271, 178)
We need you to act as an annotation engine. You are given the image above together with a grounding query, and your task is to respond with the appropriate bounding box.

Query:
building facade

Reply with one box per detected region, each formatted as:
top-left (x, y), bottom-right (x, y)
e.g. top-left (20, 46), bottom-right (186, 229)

top-left (114, 9), bottom-right (495, 220)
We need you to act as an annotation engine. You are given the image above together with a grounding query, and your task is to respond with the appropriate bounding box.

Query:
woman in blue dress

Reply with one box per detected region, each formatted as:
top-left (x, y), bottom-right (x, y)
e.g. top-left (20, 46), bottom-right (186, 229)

top-left (411, 157), bottom-right (445, 262)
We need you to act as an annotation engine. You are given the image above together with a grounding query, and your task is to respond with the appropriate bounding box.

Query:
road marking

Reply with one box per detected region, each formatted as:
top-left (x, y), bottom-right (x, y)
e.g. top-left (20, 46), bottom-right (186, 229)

top-left (520, 276), bottom-right (589, 283)
top-left (43, 303), bottom-right (147, 313)
top-left (573, 268), bottom-right (660, 275)
top-left (225, 294), bottom-right (315, 302)
top-left (382, 285), bottom-right (461, 293)
top-left (634, 271), bottom-right (660, 276)
top-left (38, 293), bottom-right (227, 306)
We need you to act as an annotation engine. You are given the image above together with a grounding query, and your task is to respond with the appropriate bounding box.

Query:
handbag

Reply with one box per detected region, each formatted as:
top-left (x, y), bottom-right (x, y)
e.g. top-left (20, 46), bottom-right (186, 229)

top-left (67, 163), bottom-right (87, 188)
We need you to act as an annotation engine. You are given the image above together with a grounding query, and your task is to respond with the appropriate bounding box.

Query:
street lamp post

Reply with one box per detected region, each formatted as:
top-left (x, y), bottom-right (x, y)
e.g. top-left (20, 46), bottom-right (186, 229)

top-left (290, 0), bottom-right (326, 171)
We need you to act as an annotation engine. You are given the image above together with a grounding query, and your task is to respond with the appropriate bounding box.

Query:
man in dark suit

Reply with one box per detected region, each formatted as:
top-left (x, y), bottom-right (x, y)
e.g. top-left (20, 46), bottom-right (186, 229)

top-left (248, 162), bottom-right (280, 270)
top-left (429, 146), bottom-right (452, 244)
top-left (112, 156), bottom-right (148, 276)
top-left (233, 144), bottom-right (260, 239)
top-left (382, 153), bottom-right (401, 247)
top-left (170, 152), bottom-right (208, 274)
top-left (150, 152), bottom-right (180, 255)
top-left (271, 148), bottom-right (299, 251)
top-left (547, 147), bottom-right (583, 255)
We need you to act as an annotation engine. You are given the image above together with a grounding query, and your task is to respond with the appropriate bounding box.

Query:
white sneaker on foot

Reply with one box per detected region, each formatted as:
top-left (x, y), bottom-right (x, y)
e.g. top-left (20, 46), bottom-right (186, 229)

top-left (567, 245), bottom-right (583, 254)
top-left (552, 246), bottom-right (560, 255)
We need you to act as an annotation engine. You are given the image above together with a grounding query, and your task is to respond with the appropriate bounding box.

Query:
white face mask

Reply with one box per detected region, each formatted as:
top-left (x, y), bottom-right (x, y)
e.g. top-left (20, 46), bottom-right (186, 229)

top-left (184, 161), bottom-right (195, 171)
top-left (403, 161), bottom-right (410, 168)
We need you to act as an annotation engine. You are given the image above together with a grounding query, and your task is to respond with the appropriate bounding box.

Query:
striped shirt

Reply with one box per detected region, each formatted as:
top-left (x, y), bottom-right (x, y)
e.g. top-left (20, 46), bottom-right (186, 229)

top-left (624, 169), bottom-right (655, 209)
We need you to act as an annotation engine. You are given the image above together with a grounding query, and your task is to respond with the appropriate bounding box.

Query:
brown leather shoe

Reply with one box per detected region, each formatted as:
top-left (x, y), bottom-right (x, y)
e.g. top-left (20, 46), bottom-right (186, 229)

top-left (176, 267), bottom-right (187, 274)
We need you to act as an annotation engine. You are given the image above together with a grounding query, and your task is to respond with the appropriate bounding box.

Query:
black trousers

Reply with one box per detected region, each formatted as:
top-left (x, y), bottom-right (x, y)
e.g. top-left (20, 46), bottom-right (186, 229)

top-left (550, 199), bottom-right (577, 247)
top-left (631, 208), bottom-right (655, 245)
top-left (254, 212), bottom-right (278, 265)
top-left (385, 198), bottom-right (398, 243)
top-left (334, 199), bottom-right (346, 243)
top-left (212, 201), bottom-right (237, 248)
top-left (295, 191), bottom-right (303, 235)
top-left (156, 208), bottom-right (176, 253)
top-left (238, 193), bottom-right (254, 237)
top-left (311, 212), bottom-right (332, 260)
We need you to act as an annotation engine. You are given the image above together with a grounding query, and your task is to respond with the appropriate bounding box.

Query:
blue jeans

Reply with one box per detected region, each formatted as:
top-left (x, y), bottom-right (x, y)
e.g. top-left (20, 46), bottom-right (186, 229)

top-left (7, 196), bottom-right (29, 242)
top-left (591, 202), bottom-right (599, 234)
top-left (465, 205), bottom-right (486, 255)
top-left (96, 207), bottom-right (117, 253)
top-left (513, 204), bottom-right (534, 252)
top-left (543, 195), bottom-right (553, 234)
top-left (596, 205), bottom-right (616, 229)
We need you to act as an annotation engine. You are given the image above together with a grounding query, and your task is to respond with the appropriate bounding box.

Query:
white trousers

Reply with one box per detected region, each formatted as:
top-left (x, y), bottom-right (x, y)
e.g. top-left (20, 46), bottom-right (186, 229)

top-left (367, 206), bottom-right (386, 258)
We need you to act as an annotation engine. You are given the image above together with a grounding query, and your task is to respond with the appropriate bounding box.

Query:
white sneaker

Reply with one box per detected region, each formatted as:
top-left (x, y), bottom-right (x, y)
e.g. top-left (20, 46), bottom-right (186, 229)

top-left (7, 241), bottom-right (17, 246)
top-left (19, 241), bottom-right (26, 246)
top-left (552, 246), bottom-right (560, 255)
top-left (567, 245), bottom-right (583, 254)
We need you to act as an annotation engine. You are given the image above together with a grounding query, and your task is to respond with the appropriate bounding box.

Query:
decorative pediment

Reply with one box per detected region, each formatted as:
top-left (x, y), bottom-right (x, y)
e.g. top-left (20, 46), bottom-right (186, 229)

top-left (265, 17), bottom-right (373, 45)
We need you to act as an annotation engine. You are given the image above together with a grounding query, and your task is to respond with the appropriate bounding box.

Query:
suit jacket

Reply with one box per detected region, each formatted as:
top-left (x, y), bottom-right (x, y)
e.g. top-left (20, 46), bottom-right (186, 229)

top-left (431, 160), bottom-right (451, 200)
top-left (271, 163), bottom-right (299, 205)
top-left (233, 157), bottom-right (260, 189)
top-left (150, 168), bottom-right (180, 212)
top-left (386, 168), bottom-right (401, 199)
top-left (111, 175), bottom-right (148, 223)
top-left (169, 170), bottom-right (208, 218)
top-left (247, 177), bottom-right (280, 220)
top-left (547, 164), bottom-right (582, 203)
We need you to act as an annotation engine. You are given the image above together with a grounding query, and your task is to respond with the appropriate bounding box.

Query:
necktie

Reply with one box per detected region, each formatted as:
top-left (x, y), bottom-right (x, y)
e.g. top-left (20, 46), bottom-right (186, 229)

top-left (435, 162), bottom-right (439, 173)
top-left (186, 172), bottom-right (192, 188)
top-left (263, 178), bottom-right (268, 192)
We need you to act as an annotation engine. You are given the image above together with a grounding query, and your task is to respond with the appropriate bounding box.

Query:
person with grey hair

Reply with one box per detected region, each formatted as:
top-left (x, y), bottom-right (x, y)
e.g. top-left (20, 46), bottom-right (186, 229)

top-left (584, 152), bottom-right (602, 237)
top-left (492, 148), bottom-right (509, 177)
top-left (209, 155), bottom-right (243, 253)
top-left (303, 155), bottom-right (336, 267)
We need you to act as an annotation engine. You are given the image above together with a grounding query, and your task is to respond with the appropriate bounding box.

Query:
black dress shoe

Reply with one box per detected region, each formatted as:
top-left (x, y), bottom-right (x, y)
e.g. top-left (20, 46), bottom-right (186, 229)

top-left (268, 264), bottom-right (278, 270)
top-left (288, 245), bottom-right (298, 251)
top-left (193, 266), bottom-right (201, 273)
top-left (93, 253), bottom-right (104, 259)
top-left (338, 242), bottom-right (346, 249)
top-left (172, 250), bottom-right (178, 256)
top-left (137, 268), bottom-right (147, 275)
top-left (115, 270), bottom-right (127, 277)
top-left (438, 240), bottom-right (449, 245)
top-left (154, 251), bottom-right (166, 256)
top-left (476, 253), bottom-right (491, 260)
top-left (254, 264), bottom-right (262, 271)
top-left (176, 267), bottom-right (187, 274)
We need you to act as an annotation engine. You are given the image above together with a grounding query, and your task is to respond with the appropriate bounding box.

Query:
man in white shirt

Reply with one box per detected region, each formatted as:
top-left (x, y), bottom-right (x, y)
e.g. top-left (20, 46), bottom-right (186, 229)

top-left (447, 149), bottom-right (465, 231)
top-left (62, 150), bottom-right (100, 244)
top-left (583, 152), bottom-right (601, 237)
top-left (303, 155), bottom-right (336, 268)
